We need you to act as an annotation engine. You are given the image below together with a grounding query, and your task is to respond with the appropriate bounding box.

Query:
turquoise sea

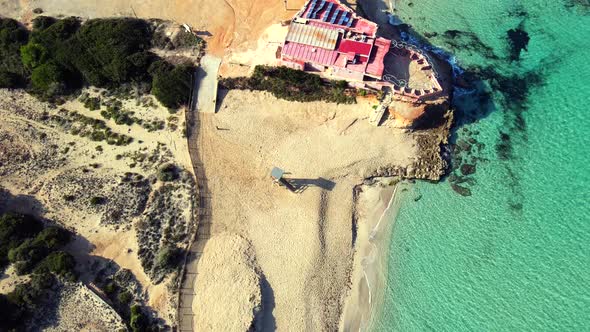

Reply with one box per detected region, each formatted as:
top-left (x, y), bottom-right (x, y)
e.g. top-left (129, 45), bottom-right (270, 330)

top-left (373, 0), bottom-right (590, 331)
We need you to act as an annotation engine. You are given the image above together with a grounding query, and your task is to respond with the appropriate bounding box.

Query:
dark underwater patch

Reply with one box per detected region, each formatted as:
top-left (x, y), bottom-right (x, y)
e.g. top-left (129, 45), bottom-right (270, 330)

top-left (507, 3), bottom-right (530, 18)
top-left (509, 202), bottom-right (523, 211)
top-left (441, 29), bottom-right (499, 60)
top-left (496, 131), bottom-right (513, 161)
top-left (507, 25), bottom-right (530, 61)
top-left (408, 19), bottom-right (547, 208)
top-left (449, 62), bottom-right (546, 204)
top-left (564, 0), bottom-right (590, 14)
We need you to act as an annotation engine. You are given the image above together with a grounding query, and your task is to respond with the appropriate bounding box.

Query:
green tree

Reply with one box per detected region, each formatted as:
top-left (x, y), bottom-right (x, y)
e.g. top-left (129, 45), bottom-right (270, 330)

top-left (20, 42), bottom-right (48, 69)
top-left (8, 238), bottom-right (49, 274)
top-left (32, 226), bottom-right (71, 250)
top-left (67, 18), bottom-right (152, 86)
top-left (0, 212), bottom-right (43, 269)
top-left (31, 16), bottom-right (57, 31)
top-left (151, 63), bottom-right (193, 109)
top-left (130, 305), bottom-right (148, 332)
top-left (30, 62), bottom-right (66, 97)
top-left (34, 251), bottom-right (76, 278)
top-left (0, 70), bottom-right (20, 88)
top-left (0, 18), bottom-right (29, 83)
top-left (118, 290), bottom-right (132, 304)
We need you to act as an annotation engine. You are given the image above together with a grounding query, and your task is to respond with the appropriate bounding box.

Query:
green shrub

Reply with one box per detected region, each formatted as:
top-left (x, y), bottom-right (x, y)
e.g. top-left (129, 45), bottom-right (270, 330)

top-left (31, 62), bottom-right (66, 97)
top-left (118, 290), bottom-right (132, 304)
top-left (151, 62), bottom-right (194, 109)
top-left (173, 30), bottom-right (202, 48)
top-left (157, 163), bottom-right (178, 182)
top-left (63, 194), bottom-right (76, 202)
top-left (220, 65), bottom-right (356, 104)
top-left (83, 96), bottom-right (101, 110)
top-left (90, 196), bottom-right (106, 205)
top-left (154, 245), bottom-right (180, 272)
top-left (0, 18), bottom-right (29, 84)
top-left (90, 130), bottom-right (106, 141)
top-left (0, 213), bottom-right (43, 269)
top-left (33, 251), bottom-right (76, 278)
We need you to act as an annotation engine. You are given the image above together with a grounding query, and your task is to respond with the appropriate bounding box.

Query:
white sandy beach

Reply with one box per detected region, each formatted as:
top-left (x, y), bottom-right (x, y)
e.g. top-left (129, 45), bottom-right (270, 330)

top-left (189, 89), bottom-right (419, 330)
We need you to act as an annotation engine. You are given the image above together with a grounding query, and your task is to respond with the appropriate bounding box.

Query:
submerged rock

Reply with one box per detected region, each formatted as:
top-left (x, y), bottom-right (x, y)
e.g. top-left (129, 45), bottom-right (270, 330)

top-left (456, 140), bottom-right (472, 153)
top-left (451, 184), bottom-right (472, 196)
top-left (507, 27), bottom-right (530, 61)
top-left (460, 163), bottom-right (476, 176)
top-left (448, 173), bottom-right (458, 183)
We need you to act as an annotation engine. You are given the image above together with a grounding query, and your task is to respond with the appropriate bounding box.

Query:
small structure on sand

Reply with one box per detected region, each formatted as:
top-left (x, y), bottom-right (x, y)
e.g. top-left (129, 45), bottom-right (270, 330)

top-left (271, 167), bottom-right (296, 192)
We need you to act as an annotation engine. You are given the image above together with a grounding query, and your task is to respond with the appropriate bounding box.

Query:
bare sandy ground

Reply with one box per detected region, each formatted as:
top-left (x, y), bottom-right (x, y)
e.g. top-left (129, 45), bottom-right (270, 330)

top-left (340, 179), bottom-right (411, 331)
top-left (192, 235), bottom-right (263, 331)
top-left (190, 90), bottom-right (418, 330)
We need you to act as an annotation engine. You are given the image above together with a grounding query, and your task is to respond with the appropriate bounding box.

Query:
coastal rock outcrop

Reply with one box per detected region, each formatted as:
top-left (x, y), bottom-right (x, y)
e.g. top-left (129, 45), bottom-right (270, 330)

top-left (370, 110), bottom-right (453, 181)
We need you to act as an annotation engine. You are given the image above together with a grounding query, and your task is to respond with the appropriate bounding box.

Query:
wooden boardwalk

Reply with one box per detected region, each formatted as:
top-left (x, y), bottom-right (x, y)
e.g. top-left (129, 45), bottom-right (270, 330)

top-left (177, 56), bottom-right (220, 332)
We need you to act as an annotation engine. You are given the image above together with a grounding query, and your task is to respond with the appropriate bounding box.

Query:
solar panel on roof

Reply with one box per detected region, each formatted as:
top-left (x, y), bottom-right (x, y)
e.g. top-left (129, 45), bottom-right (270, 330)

top-left (312, 0), bottom-right (325, 19)
top-left (337, 12), bottom-right (347, 25)
top-left (306, 2), bottom-right (317, 18)
top-left (346, 18), bottom-right (353, 27)
top-left (322, 3), bottom-right (333, 21)
top-left (330, 9), bottom-right (340, 24)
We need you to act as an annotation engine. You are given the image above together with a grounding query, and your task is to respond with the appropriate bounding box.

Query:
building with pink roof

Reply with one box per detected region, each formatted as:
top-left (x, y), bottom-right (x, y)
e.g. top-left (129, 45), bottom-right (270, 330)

top-left (279, 0), bottom-right (443, 101)
top-left (281, 0), bottom-right (387, 82)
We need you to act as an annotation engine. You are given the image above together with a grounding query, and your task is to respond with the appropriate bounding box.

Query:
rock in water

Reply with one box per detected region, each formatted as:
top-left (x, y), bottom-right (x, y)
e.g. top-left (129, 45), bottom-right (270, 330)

top-left (451, 184), bottom-right (472, 197)
top-left (460, 164), bottom-right (476, 176)
top-left (507, 27), bottom-right (530, 61)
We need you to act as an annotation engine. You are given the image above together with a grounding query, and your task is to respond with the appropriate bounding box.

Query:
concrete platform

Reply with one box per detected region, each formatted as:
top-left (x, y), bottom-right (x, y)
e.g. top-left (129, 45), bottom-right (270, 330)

top-left (194, 55), bottom-right (222, 113)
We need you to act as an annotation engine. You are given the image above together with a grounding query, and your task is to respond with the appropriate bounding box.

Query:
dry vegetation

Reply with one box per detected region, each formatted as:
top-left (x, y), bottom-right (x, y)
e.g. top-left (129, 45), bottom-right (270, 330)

top-left (0, 86), bottom-right (196, 330)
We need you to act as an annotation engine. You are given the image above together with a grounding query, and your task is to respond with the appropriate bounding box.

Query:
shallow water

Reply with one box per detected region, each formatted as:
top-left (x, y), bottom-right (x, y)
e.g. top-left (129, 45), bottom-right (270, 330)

top-left (373, 0), bottom-right (590, 330)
